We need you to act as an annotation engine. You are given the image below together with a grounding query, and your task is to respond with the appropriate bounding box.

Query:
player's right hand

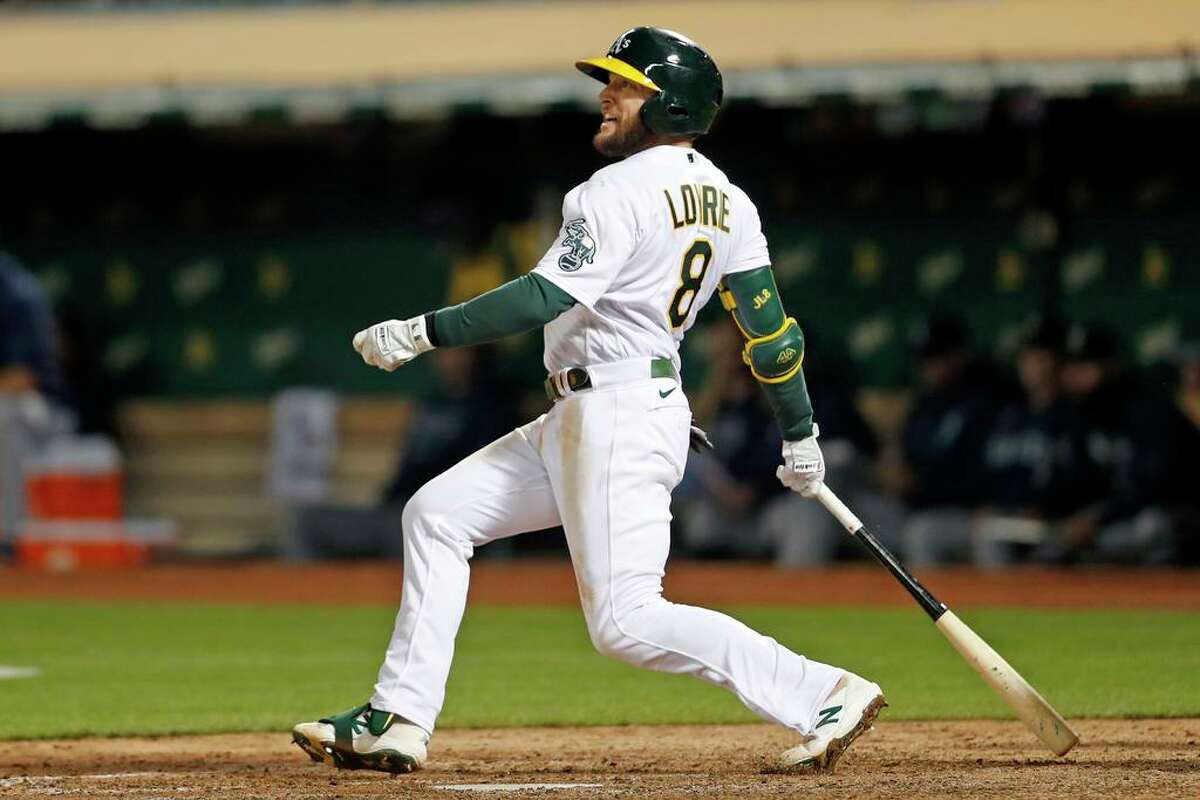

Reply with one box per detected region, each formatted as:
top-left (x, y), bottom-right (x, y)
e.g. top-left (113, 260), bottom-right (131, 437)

top-left (352, 316), bottom-right (434, 372)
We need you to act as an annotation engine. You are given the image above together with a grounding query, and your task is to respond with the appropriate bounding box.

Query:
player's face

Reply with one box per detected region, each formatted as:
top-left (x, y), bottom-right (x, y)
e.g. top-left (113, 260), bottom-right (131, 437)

top-left (593, 74), bottom-right (656, 158)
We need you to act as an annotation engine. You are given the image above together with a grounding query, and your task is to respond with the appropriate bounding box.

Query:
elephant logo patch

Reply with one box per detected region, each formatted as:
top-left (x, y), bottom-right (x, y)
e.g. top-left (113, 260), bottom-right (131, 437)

top-left (558, 218), bottom-right (597, 272)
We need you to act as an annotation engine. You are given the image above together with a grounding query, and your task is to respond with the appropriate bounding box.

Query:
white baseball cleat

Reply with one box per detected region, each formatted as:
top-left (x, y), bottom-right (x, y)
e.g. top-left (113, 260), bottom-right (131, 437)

top-left (292, 703), bottom-right (428, 774)
top-left (776, 672), bottom-right (887, 773)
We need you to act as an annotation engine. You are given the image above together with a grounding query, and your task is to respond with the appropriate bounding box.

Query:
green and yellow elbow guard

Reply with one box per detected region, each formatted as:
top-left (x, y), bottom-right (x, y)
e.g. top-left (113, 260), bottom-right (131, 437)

top-left (742, 318), bottom-right (805, 384)
top-left (719, 266), bottom-right (815, 440)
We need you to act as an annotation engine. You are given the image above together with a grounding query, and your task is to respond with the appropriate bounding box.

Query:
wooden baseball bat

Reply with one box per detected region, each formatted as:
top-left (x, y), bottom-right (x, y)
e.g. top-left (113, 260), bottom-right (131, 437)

top-left (815, 483), bottom-right (1080, 756)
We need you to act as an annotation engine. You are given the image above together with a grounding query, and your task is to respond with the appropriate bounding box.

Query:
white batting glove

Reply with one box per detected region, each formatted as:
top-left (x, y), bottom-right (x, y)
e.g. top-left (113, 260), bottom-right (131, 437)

top-left (777, 424), bottom-right (825, 498)
top-left (352, 316), bottom-right (434, 372)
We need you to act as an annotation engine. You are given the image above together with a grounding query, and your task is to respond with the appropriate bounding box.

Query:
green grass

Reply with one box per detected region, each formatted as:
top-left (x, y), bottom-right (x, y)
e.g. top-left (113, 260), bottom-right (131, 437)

top-left (0, 602), bottom-right (1196, 739)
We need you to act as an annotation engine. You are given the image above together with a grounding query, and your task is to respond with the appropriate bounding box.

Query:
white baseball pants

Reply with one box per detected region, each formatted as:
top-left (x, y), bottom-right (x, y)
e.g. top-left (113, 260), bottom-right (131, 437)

top-left (370, 366), bottom-right (843, 736)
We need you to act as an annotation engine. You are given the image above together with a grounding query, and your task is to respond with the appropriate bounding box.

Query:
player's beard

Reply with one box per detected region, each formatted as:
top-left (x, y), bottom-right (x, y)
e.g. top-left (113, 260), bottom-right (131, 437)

top-left (593, 115), bottom-right (652, 158)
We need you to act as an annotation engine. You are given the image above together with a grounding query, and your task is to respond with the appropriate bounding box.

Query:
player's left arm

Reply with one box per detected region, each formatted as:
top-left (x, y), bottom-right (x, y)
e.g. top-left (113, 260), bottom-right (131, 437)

top-left (718, 265), bottom-right (825, 497)
top-left (351, 273), bottom-right (576, 372)
top-left (427, 274), bottom-right (578, 348)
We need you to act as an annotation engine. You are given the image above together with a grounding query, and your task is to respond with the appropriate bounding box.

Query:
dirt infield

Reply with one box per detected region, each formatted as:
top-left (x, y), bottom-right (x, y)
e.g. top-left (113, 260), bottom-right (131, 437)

top-left (2, 561), bottom-right (1199, 609)
top-left (3, 563), bottom-right (1196, 798)
top-left (2, 719), bottom-right (1197, 800)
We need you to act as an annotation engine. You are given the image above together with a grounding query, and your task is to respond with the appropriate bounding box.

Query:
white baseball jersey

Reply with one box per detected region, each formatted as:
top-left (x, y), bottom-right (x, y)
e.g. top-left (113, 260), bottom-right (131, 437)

top-left (532, 145), bottom-right (770, 373)
top-left (371, 142), bottom-right (844, 742)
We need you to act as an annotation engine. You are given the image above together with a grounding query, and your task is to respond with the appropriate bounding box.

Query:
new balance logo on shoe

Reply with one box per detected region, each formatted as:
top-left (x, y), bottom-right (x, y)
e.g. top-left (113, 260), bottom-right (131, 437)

top-left (815, 705), bottom-right (842, 729)
top-left (350, 708), bottom-right (394, 736)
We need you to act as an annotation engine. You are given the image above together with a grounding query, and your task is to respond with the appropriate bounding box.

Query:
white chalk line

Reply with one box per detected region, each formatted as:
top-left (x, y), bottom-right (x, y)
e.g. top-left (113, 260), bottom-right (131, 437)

top-left (0, 665), bottom-right (41, 679)
top-left (2, 774), bottom-right (609, 797)
top-left (19, 788), bottom-right (195, 797)
top-left (0, 772), bottom-right (187, 787)
top-left (435, 784), bottom-right (605, 793)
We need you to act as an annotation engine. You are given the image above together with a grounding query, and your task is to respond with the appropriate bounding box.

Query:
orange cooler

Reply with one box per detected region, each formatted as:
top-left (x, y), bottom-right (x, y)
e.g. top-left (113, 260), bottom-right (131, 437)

top-left (15, 527), bottom-right (148, 570)
top-left (24, 437), bottom-right (123, 520)
top-left (14, 436), bottom-right (149, 570)
top-left (14, 520), bottom-right (176, 571)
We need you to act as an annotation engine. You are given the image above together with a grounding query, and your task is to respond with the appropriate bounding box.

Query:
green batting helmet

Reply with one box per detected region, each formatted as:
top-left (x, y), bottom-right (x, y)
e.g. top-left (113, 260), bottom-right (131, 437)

top-left (576, 27), bottom-right (723, 137)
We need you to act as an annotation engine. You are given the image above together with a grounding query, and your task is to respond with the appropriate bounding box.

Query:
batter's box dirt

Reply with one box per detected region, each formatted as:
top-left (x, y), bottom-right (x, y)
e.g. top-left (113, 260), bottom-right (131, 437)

top-left (1, 719), bottom-right (1197, 799)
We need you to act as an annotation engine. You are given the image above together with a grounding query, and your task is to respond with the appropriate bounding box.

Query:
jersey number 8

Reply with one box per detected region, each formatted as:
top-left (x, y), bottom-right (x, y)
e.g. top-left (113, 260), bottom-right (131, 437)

top-left (668, 239), bottom-right (713, 329)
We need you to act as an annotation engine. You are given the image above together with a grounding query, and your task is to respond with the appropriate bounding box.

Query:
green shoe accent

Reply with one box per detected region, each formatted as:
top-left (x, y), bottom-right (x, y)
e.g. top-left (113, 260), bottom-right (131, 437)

top-left (815, 704), bottom-right (843, 729)
top-left (320, 703), bottom-right (369, 753)
top-left (368, 708), bottom-right (396, 737)
top-left (317, 704), bottom-right (400, 751)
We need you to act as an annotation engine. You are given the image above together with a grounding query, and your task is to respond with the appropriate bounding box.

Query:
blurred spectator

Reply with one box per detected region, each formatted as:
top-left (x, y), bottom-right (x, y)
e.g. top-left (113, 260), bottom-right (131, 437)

top-left (1177, 345), bottom-right (1200, 432)
top-left (677, 323), bottom-right (783, 558)
top-left (1040, 323), bottom-right (1185, 564)
top-left (1172, 346), bottom-right (1200, 564)
top-left (383, 344), bottom-right (518, 505)
top-left (0, 250), bottom-right (63, 402)
top-left (0, 250), bottom-right (73, 544)
top-left (973, 319), bottom-right (1092, 567)
top-left (285, 345), bottom-right (518, 561)
top-left (900, 313), bottom-right (1012, 566)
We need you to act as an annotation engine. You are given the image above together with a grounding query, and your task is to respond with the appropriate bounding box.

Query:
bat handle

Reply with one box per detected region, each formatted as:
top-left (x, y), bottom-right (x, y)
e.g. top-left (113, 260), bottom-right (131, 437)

top-left (815, 483), bottom-right (863, 533)
top-left (815, 482), bottom-right (948, 621)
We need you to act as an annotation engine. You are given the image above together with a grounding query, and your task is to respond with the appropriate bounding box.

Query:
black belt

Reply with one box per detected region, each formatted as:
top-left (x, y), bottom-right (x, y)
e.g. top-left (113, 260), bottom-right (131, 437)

top-left (544, 357), bottom-right (676, 402)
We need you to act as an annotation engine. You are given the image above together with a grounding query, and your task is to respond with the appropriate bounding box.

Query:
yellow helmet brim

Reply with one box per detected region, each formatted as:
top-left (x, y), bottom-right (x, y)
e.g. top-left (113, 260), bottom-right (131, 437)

top-left (575, 57), bottom-right (661, 92)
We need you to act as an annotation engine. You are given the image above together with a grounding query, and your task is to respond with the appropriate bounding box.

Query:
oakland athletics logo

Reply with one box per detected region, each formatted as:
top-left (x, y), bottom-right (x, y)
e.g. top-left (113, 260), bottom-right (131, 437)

top-left (557, 218), bottom-right (597, 272)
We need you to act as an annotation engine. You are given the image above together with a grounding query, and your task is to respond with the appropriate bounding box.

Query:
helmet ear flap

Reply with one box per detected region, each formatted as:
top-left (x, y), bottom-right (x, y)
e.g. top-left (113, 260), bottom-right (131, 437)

top-left (639, 97), bottom-right (662, 135)
top-left (641, 90), bottom-right (702, 136)
top-left (641, 63), bottom-right (718, 136)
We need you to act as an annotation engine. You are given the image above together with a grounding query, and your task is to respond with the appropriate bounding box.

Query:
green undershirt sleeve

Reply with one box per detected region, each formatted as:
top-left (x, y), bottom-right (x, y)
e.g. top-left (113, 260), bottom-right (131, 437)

top-left (760, 365), bottom-right (816, 441)
top-left (425, 273), bottom-right (577, 348)
top-left (720, 266), bottom-right (816, 441)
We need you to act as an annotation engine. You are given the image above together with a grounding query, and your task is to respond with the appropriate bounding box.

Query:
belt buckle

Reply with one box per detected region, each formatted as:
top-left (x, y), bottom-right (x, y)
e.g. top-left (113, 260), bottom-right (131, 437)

top-left (547, 367), bottom-right (590, 401)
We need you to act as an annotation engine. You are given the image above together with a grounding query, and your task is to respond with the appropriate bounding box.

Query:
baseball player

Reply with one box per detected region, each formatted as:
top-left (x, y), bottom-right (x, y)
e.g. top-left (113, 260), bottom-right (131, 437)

top-left (294, 27), bottom-right (886, 775)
